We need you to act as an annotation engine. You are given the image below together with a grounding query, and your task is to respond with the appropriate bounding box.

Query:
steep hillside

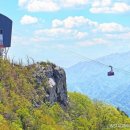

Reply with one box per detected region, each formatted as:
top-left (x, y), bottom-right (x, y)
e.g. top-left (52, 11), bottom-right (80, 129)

top-left (66, 51), bottom-right (130, 115)
top-left (0, 59), bottom-right (130, 130)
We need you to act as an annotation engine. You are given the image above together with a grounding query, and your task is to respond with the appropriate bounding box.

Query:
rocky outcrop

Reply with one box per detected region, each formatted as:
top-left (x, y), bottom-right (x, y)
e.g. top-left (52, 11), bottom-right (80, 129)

top-left (33, 62), bottom-right (68, 107)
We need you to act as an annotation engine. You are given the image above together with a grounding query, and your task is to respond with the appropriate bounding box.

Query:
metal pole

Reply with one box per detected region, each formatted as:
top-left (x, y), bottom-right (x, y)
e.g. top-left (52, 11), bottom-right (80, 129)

top-left (0, 48), bottom-right (4, 57)
top-left (0, 47), bottom-right (9, 59)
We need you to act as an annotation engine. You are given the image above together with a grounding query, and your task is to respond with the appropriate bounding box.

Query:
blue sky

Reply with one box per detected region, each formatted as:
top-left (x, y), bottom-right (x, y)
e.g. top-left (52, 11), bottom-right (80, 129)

top-left (1, 0), bottom-right (130, 67)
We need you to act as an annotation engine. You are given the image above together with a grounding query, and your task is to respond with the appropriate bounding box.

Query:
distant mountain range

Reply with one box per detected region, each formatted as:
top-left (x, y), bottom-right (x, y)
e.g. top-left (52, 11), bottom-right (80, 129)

top-left (66, 51), bottom-right (130, 115)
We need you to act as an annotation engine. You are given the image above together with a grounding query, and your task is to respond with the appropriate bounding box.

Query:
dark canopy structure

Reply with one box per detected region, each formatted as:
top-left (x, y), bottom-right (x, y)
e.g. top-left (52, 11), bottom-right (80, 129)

top-left (0, 13), bottom-right (12, 47)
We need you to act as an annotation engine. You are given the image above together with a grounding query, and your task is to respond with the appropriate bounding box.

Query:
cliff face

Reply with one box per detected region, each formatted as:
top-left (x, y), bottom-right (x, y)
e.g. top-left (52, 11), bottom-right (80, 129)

top-left (0, 59), bottom-right (68, 108)
top-left (33, 62), bottom-right (68, 107)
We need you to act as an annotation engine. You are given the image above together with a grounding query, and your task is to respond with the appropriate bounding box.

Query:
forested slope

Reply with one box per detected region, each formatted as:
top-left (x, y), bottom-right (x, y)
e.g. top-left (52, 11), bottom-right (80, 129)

top-left (0, 59), bottom-right (130, 130)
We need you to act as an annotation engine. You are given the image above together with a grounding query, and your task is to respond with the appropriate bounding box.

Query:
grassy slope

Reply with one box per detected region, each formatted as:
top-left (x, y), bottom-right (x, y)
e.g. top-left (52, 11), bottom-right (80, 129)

top-left (0, 59), bottom-right (130, 130)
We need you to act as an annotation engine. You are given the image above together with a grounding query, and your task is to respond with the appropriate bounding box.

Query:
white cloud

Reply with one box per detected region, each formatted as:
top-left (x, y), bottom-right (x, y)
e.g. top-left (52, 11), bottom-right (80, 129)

top-left (90, 0), bottom-right (130, 13)
top-left (27, 0), bottom-right (60, 12)
top-left (92, 0), bottom-right (111, 7)
top-left (106, 32), bottom-right (130, 40)
top-left (97, 23), bottom-right (125, 32)
top-left (112, 2), bottom-right (130, 13)
top-left (12, 35), bottom-right (32, 45)
top-left (20, 15), bottom-right (38, 25)
top-left (18, 13), bottom-right (130, 50)
top-left (18, 0), bottom-right (130, 13)
top-left (32, 16), bottom-right (128, 44)
top-left (52, 16), bottom-right (98, 28)
top-left (78, 38), bottom-right (106, 47)
top-left (35, 28), bottom-right (87, 40)
top-left (61, 0), bottom-right (88, 7)
top-left (18, 0), bottom-right (27, 6)
top-left (52, 16), bottom-right (127, 33)
top-left (18, 0), bottom-right (88, 12)
top-left (52, 19), bottom-right (63, 28)
top-left (76, 32), bottom-right (88, 39)
top-left (31, 36), bottom-right (50, 42)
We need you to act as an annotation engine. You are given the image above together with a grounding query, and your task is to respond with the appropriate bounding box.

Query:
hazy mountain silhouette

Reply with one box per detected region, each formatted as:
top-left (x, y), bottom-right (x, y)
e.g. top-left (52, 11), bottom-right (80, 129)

top-left (66, 51), bottom-right (130, 115)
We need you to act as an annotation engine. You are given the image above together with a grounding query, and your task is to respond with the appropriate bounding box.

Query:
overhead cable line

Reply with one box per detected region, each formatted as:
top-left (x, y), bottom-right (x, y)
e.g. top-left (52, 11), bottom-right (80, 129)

top-left (64, 49), bottom-right (130, 75)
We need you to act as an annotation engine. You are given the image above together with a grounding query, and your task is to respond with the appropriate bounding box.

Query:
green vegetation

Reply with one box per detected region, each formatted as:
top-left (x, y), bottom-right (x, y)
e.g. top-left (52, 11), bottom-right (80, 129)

top-left (0, 59), bottom-right (130, 130)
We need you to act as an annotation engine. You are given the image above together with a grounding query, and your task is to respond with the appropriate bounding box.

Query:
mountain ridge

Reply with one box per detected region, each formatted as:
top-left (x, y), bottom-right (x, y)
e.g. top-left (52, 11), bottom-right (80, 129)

top-left (66, 51), bottom-right (130, 115)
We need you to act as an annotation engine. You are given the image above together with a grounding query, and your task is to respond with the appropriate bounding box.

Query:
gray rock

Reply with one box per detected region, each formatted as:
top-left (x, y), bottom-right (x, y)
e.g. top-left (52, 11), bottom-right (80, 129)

top-left (33, 63), bottom-right (68, 107)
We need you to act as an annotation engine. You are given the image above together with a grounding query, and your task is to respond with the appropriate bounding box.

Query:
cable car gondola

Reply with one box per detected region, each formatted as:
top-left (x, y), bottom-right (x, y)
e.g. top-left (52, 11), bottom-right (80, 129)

top-left (108, 66), bottom-right (114, 76)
